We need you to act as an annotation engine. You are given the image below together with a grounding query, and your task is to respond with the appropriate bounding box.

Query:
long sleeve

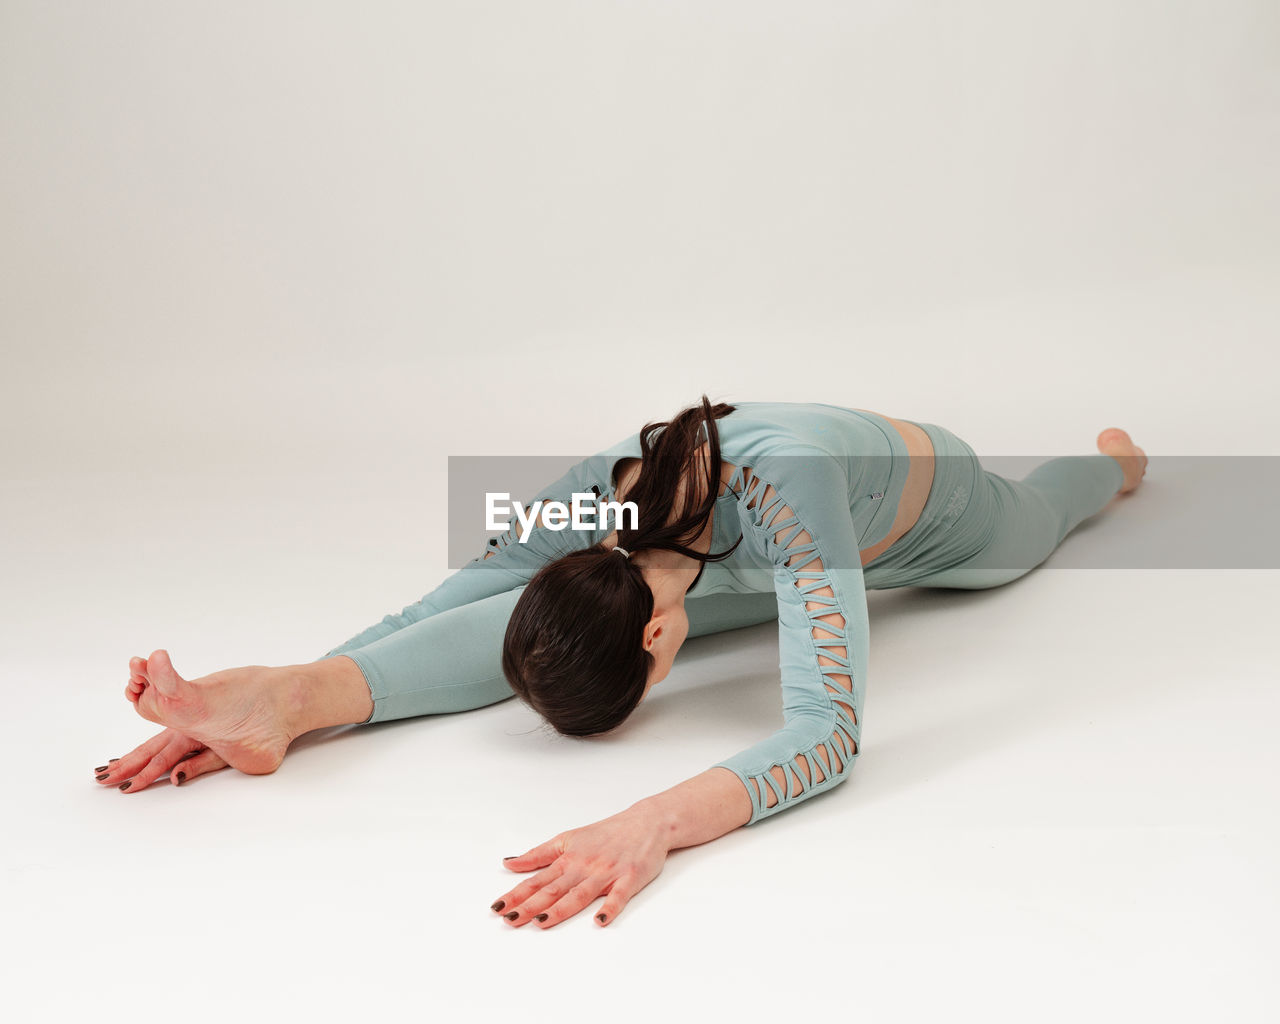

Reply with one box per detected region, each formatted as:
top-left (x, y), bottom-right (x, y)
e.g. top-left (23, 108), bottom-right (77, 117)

top-left (712, 451), bottom-right (870, 824)
top-left (321, 456), bottom-right (620, 660)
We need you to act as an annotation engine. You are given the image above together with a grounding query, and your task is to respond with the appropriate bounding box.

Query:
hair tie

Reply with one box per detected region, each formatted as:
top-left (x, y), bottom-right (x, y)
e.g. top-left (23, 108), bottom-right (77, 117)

top-left (613, 545), bottom-right (631, 559)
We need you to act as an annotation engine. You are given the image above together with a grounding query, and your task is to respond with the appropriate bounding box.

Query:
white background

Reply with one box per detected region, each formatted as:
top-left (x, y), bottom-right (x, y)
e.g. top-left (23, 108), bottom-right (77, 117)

top-left (3, 2), bottom-right (1277, 1022)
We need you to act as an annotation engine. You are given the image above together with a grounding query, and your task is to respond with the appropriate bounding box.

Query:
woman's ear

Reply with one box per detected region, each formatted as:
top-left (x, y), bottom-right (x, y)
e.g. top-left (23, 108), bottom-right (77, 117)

top-left (642, 617), bottom-right (665, 653)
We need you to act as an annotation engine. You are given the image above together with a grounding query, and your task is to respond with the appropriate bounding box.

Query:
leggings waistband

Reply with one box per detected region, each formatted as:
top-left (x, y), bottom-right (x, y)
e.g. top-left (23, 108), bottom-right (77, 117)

top-left (862, 419), bottom-right (994, 587)
top-left (905, 420), bottom-right (980, 529)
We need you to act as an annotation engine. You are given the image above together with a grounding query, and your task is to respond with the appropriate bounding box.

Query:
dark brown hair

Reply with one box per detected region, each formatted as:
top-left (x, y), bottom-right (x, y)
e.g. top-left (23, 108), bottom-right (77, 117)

top-left (501, 395), bottom-right (742, 736)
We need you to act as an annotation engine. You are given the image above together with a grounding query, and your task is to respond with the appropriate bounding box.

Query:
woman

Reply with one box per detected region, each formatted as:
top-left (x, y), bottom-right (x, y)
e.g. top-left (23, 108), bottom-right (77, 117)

top-left (94, 396), bottom-right (1148, 929)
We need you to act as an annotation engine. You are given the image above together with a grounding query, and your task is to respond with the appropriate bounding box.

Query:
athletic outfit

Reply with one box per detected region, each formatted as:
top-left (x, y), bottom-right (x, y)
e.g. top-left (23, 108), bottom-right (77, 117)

top-left (320, 403), bottom-right (1124, 824)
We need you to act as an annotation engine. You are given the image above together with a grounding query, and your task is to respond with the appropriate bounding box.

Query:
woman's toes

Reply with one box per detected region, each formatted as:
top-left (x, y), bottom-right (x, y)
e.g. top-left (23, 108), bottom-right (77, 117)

top-left (144, 649), bottom-right (186, 699)
top-left (126, 657), bottom-right (151, 705)
top-left (1097, 427), bottom-right (1132, 451)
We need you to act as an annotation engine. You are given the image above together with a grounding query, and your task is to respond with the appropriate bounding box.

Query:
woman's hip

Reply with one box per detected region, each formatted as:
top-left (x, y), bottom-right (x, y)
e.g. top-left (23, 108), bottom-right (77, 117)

top-left (862, 420), bottom-right (999, 588)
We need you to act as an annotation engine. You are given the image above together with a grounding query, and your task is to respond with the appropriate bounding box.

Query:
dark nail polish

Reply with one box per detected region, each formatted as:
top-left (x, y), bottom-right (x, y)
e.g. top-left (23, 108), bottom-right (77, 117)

top-left (95, 773), bottom-right (108, 781)
top-left (503, 856), bottom-right (518, 861)
top-left (490, 900), bottom-right (505, 912)
top-left (504, 911), bottom-right (519, 921)
top-left (535, 914), bottom-right (548, 922)
top-left (596, 913), bottom-right (607, 923)
top-left (110, 758), bottom-right (119, 763)
top-left (175, 772), bottom-right (186, 785)
top-left (119, 781), bottom-right (131, 791)
top-left (94, 765), bottom-right (107, 772)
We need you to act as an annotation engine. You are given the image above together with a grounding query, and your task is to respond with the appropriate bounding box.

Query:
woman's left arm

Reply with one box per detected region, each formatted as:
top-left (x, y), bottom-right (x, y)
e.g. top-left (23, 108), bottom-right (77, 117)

top-left (495, 452), bottom-right (870, 928)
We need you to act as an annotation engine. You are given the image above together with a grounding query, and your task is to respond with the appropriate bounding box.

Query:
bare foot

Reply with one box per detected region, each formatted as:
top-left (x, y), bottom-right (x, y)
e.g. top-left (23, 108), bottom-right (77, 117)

top-left (100, 650), bottom-right (373, 792)
top-left (1096, 428), bottom-right (1148, 494)
top-left (123, 650), bottom-right (295, 777)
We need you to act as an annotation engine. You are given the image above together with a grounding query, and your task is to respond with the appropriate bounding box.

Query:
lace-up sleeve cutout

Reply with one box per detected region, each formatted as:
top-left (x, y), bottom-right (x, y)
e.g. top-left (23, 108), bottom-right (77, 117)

top-left (481, 502), bottom-right (536, 560)
top-left (712, 457), bottom-right (870, 824)
top-left (477, 483), bottom-right (613, 563)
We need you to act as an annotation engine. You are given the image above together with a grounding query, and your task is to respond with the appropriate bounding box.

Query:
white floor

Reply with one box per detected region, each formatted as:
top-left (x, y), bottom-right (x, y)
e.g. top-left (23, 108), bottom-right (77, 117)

top-left (6, 462), bottom-right (1278, 1022)
top-left (4, 3), bottom-right (1279, 1022)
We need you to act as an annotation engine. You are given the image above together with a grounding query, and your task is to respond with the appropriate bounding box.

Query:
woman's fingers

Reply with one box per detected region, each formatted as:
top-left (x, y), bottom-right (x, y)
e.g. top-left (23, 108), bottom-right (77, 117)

top-left (95, 729), bottom-right (203, 789)
top-left (590, 880), bottom-right (637, 928)
top-left (498, 872), bottom-right (635, 930)
top-left (94, 729), bottom-right (174, 785)
top-left (491, 837), bottom-right (570, 924)
top-left (501, 838), bottom-right (563, 873)
top-left (114, 734), bottom-right (203, 794)
top-left (491, 862), bottom-right (567, 922)
top-left (171, 748), bottom-right (227, 786)
top-left (522, 877), bottom-right (612, 930)
top-left (94, 728), bottom-right (228, 792)
top-left (492, 809), bottom-right (670, 928)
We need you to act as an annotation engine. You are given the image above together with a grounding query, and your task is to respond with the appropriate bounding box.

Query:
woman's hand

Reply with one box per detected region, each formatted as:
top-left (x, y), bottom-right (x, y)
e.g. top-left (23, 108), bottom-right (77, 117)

top-left (491, 804), bottom-right (670, 929)
top-left (92, 728), bottom-right (228, 793)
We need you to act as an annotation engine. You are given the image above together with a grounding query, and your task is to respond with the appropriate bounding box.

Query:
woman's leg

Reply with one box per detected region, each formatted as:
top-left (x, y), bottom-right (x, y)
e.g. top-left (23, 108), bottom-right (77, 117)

top-left (100, 590), bottom-right (522, 791)
top-left (101, 583), bottom-right (782, 791)
top-left (907, 427), bottom-right (1144, 591)
top-left (916, 457), bottom-right (1123, 589)
top-left (344, 586), bottom-right (780, 721)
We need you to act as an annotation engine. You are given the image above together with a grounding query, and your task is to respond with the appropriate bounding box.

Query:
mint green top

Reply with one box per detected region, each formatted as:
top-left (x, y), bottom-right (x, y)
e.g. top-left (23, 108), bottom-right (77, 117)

top-left (329, 402), bottom-right (913, 824)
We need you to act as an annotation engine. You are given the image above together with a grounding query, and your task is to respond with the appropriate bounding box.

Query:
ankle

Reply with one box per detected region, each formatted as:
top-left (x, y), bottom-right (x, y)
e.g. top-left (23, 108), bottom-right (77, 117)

top-left (279, 658), bottom-right (375, 739)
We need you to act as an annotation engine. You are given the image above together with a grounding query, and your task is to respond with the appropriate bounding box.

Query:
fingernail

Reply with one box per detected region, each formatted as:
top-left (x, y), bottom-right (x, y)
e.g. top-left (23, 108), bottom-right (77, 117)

top-left (118, 781), bottom-right (131, 791)
top-left (490, 900), bottom-right (505, 912)
top-left (535, 914), bottom-right (548, 922)
top-left (95, 773), bottom-right (108, 781)
top-left (596, 913), bottom-right (608, 924)
top-left (94, 765), bottom-right (107, 772)
top-left (504, 911), bottom-right (519, 921)
top-left (503, 856), bottom-right (518, 861)
top-left (110, 758), bottom-right (119, 763)
top-left (175, 772), bottom-right (186, 785)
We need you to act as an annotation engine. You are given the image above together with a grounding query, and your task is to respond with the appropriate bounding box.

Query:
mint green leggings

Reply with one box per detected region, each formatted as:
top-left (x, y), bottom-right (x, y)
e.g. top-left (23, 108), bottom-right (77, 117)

top-left (320, 420), bottom-right (1125, 723)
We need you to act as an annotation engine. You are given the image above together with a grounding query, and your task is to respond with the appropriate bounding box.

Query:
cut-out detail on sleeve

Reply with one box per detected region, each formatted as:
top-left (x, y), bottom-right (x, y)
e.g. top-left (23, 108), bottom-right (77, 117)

top-left (479, 486), bottom-right (607, 561)
top-left (481, 503), bottom-right (536, 560)
top-left (712, 460), bottom-right (868, 824)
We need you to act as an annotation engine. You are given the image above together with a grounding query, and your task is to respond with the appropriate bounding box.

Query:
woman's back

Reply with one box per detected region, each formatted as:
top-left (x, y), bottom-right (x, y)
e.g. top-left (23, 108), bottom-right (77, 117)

top-left (602, 401), bottom-right (920, 598)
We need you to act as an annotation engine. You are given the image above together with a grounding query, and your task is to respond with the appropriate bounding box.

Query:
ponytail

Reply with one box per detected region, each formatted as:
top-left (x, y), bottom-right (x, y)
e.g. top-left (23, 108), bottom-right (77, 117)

top-left (615, 394), bottom-right (742, 564)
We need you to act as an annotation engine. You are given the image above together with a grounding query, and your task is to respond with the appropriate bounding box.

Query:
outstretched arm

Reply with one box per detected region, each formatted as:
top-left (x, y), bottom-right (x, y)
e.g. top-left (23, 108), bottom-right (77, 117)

top-left (493, 453), bottom-right (869, 927)
top-left (710, 455), bottom-right (867, 821)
